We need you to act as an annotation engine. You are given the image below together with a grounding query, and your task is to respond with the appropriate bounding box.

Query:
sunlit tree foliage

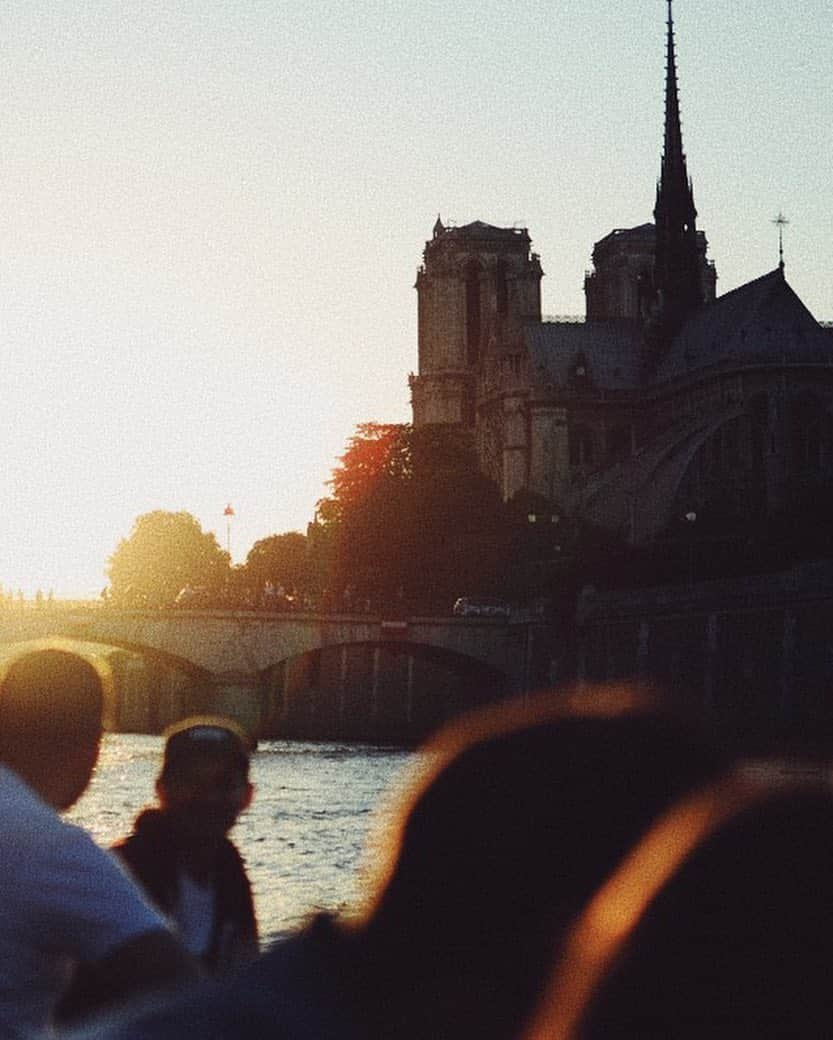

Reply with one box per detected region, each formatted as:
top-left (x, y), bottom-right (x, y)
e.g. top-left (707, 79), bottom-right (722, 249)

top-left (107, 511), bottom-right (230, 608)
top-left (325, 423), bottom-right (412, 522)
top-left (243, 531), bottom-right (308, 592)
top-left (314, 423), bottom-right (512, 612)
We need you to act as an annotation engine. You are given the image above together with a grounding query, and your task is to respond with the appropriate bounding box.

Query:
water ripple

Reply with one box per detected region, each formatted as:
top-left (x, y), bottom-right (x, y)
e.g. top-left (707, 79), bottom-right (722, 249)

top-left (67, 732), bottom-right (414, 945)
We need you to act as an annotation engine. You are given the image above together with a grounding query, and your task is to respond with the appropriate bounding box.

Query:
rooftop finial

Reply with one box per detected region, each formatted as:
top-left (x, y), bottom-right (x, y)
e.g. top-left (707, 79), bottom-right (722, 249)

top-left (773, 211), bottom-right (789, 271)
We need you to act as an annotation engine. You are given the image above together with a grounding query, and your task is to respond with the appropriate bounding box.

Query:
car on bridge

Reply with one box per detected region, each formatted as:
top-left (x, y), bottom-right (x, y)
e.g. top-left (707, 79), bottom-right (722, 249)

top-left (173, 585), bottom-right (213, 609)
top-left (452, 597), bottom-right (512, 619)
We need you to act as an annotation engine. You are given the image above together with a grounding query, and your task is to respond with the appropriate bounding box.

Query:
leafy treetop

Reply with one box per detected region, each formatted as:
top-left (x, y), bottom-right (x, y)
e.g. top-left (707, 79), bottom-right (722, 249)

top-left (107, 511), bottom-right (229, 608)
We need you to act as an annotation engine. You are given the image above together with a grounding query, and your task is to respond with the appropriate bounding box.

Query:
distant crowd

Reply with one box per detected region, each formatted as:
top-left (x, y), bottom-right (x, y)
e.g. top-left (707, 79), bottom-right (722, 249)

top-left (2, 646), bottom-right (833, 1037)
top-left (1, 582), bottom-right (407, 616)
top-left (102, 582), bottom-right (392, 616)
top-left (0, 590), bottom-right (56, 610)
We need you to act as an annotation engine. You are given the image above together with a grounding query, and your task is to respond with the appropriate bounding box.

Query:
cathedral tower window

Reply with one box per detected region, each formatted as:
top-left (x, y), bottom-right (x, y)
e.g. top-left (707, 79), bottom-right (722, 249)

top-left (607, 425), bottom-right (631, 461)
top-left (570, 426), bottom-right (595, 468)
top-left (496, 258), bottom-right (508, 316)
top-left (503, 354), bottom-right (523, 377)
top-left (465, 261), bottom-right (481, 366)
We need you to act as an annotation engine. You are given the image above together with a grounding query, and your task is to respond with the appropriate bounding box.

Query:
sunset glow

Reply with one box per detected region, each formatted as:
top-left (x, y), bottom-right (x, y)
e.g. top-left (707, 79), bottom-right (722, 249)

top-left (0, 1), bottom-right (829, 597)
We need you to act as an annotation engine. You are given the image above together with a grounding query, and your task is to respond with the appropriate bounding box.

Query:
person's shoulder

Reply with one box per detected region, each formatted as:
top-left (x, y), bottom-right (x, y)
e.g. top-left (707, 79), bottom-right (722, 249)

top-left (218, 835), bottom-right (249, 873)
top-left (52, 829), bottom-right (172, 963)
top-left (112, 810), bottom-right (168, 858)
top-left (79, 918), bottom-right (361, 1040)
top-left (0, 765), bottom-right (70, 858)
top-left (0, 764), bottom-right (53, 817)
top-left (50, 820), bottom-right (165, 917)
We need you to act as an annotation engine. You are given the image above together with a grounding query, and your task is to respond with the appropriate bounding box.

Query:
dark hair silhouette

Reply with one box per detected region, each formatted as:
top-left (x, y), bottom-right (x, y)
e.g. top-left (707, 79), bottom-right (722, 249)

top-left (0, 648), bottom-right (106, 811)
top-left (0, 648), bottom-right (103, 755)
top-left (345, 686), bottom-right (729, 1040)
top-left (76, 686), bottom-right (730, 1039)
top-left (526, 769), bottom-right (833, 1039)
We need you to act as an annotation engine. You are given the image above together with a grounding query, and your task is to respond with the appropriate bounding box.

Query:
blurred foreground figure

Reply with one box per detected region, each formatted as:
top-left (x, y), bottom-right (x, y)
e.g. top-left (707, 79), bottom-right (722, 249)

top-left (81, 686), bottom-right (727, 1040)
top-left (0, 649), bottom-right (194, 1037)
top-left (525, 769), bottom-right (833, 1039)
top-left (113, 716), bottom-right (258, 972)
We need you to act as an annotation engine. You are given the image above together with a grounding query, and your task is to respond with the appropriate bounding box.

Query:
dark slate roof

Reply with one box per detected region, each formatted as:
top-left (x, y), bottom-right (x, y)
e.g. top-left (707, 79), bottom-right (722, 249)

top-left (525, 320), bottom-right (645, 391)
top-left (654, 269), bottom-right (833, 384)
top-left (453, 221), bottom-right (527, 239)
top-left (594, 223), bottom-right (655, 248)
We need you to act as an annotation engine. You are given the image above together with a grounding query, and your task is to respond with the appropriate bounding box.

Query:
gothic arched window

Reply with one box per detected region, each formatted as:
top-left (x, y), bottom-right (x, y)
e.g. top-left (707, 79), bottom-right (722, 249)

top-left (606, 425), bottom-right (631, 461)
top-left (465, 261), bottom-right (481, 366)
top-left (673, 415), bottom-right (764, 530)
top-left (749, 393), bottom-right (769, 474)
top-left (495, 258), bottom-right (508, 316)
top-left (791, 394), bottom-right (831, 477)
top-left (570, 425), bottom-right (595, 468)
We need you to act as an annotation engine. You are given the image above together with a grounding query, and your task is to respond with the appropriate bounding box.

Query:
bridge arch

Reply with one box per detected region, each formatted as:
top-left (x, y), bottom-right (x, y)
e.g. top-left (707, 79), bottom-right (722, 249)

top-left (258, 638), bottom-right (509, 744)
top-left (0, 634), bottom-right (216, 734)
top-left (0, 610), bottom-right (533, 740)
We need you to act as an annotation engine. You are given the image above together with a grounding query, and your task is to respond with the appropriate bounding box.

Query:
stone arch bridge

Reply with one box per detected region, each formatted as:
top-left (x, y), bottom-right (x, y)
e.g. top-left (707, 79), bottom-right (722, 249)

top-left (0, 610), bottom-right (547, 741)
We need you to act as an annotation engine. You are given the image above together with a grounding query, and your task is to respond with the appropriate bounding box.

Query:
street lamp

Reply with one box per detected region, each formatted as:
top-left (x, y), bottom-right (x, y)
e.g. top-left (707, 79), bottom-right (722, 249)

top-left (684, 511), bottom-right (697, 587)
top-left (223, 503), bottom-right (234, 558)
top-left (527, 511), bottom-right (562, 592)
top-left (527, 512), bottom-right (560, 526)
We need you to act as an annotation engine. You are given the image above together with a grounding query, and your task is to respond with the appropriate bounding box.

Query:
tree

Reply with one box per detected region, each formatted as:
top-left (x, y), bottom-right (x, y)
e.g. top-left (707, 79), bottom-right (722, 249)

top-left (316, 423), bottom-right (512, 612)
top-left (325, 423), bottom-right (411, 522)
top-left (107, 511), bottom-right (230, 608)
top-left (243, 532), bottom-right (308, 592)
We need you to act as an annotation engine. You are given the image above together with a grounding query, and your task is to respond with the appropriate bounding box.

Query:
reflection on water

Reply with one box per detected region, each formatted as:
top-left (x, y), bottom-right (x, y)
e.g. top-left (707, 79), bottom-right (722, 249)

top-left (68, 733), bottom-right (417, 945)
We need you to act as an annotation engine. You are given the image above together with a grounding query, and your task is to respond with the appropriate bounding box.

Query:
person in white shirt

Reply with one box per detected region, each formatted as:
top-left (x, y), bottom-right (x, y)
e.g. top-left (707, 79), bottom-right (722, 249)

top-left (0, 649), bottom-right (195, 1036)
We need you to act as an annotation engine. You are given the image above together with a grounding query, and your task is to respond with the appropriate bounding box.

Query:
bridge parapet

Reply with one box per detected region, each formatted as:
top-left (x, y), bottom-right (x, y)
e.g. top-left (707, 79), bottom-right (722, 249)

top-left (0, 609), bottom-right (553, 741)
top-left (0, 609), bottom-right (541, 689)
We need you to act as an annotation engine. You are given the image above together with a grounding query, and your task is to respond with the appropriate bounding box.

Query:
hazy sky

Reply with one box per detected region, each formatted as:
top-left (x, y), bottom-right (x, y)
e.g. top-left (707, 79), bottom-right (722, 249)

top-left (1, 0), bottom-right (830, 598)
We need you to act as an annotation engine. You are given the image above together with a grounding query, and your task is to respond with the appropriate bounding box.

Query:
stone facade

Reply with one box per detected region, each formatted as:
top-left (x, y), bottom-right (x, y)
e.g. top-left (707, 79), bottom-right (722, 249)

top-left (410, 9), bottom-right (833, 546)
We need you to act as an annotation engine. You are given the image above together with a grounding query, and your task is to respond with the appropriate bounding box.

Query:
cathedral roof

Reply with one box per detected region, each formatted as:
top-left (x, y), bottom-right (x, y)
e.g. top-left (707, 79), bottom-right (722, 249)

top-left (653, 268), bottom-right (833, 384)
top-left (525, 321), bottom-right (644, 391)
top-left (453, 220), bottom-right (527, 239)
top-left (594, 223), bottom-right (655, 248)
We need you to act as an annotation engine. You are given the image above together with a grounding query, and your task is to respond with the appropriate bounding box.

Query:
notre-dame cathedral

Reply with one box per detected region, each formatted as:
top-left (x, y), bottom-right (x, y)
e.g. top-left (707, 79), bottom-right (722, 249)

top-left (409, 4), bottom-right (832, 546)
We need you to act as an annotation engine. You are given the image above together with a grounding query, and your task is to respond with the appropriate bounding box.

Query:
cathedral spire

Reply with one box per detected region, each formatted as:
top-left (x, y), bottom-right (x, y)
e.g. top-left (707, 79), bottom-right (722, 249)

top-left (661, 0), bottom-right (687, 197)
top-left (652, 0), bottom-right (703, 341)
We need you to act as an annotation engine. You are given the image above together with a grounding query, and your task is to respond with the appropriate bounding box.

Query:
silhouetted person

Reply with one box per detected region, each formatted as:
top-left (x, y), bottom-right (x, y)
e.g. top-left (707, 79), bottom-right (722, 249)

top-left (0, 649), bottom-right (195, 1035)
top-left (82, 686), bottom-right (728, 1040)
top-left (113, 717), bottom-right (258, 972)
top-left (526, 770), bottom-right (833, 1039)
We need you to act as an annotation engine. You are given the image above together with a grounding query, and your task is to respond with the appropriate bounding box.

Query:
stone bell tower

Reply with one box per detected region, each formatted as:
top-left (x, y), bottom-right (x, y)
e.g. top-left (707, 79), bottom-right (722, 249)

top-left (410, 217), bottom-right (542, 429)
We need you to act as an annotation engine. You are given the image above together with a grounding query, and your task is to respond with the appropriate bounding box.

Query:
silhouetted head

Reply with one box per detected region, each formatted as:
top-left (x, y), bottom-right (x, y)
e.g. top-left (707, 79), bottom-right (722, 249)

top-left (156, 715), bottom-right (253, 841)
top-left (527, 770), bottom-right (833, 1039)
top-left (0, 648), bottom-right (104, 809)
top-left (350, 686), bottom-right (729, 1040)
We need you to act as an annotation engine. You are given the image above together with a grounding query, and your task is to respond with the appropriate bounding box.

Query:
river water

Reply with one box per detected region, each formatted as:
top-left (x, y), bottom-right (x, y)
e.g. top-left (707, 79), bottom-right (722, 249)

top-left (67, 733), bottom-right (418, 947)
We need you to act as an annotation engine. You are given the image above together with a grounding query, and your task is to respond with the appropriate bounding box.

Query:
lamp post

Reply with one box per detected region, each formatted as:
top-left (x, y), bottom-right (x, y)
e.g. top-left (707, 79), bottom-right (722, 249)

top-left (684, 511), bottom-right (697, 587)
top-left (527, 511), bottom-right (560, 528)
top-left (527, 511), bottom-right (562, 590)
top-left (223, 503), bottom-right (234, 558)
